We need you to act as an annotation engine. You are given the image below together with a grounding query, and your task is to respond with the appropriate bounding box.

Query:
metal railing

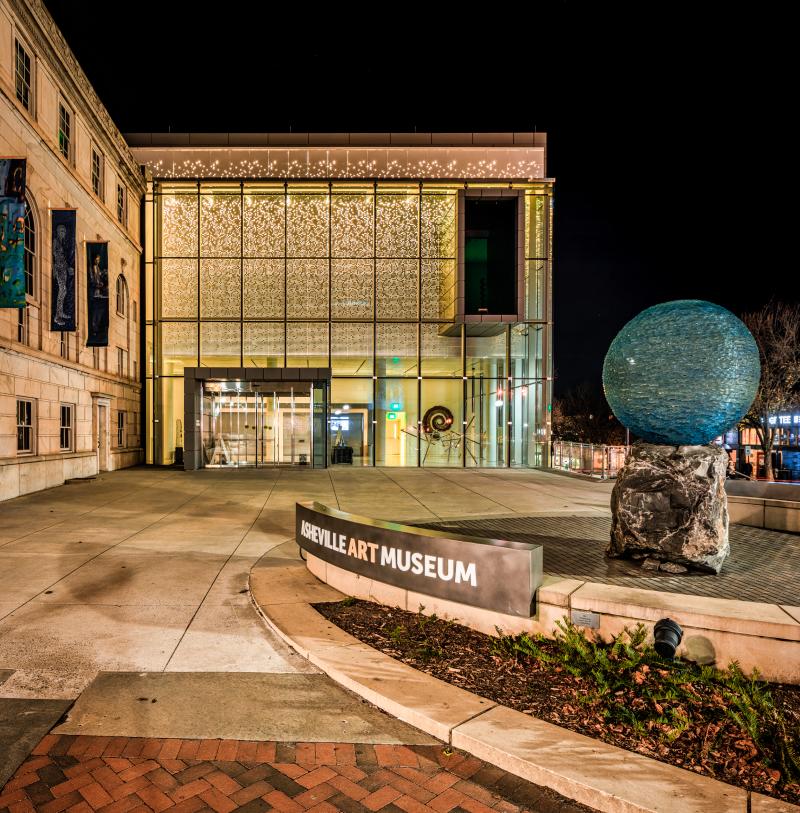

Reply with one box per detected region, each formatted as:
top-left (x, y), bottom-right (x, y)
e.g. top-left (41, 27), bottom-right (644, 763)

top-left (551, 440), bottom-right (630, 479)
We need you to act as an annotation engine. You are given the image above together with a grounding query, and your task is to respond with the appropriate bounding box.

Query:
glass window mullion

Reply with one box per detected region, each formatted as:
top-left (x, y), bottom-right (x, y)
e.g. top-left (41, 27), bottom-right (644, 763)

top-left (506, 324), bottom-right (511, 467)
top-left (417, 183), bottom-right (422, 467)
top-left (283, 182), bottom-right (288, 367)
top-left (196, 182), bottom-right (200, 366)
top-left (328, 182), bottom-right (332, 371)
top-left (372, 182), bottom-right (377, 467)
top-left (240, 182), bottom-right (244, 366)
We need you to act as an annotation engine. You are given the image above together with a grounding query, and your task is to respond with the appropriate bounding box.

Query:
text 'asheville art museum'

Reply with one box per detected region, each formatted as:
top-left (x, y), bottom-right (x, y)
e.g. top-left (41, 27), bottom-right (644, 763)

top-left (131, 134), bottom-right (553, 469)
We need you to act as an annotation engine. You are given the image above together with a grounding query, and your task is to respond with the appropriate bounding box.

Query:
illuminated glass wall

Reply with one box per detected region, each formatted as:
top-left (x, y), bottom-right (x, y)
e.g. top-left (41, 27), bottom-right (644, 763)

top-left (144, 181), bottom-right (552, 466)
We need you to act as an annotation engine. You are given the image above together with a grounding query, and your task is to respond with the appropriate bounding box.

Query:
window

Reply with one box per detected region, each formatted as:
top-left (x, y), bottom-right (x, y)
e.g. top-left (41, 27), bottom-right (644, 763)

top-left (117, 347), bottom-right (128, 377)
top-left (116, 274), bottom-right (128, 315)
top-left (464, 197), bottom-right (518, 315)
top-left (15, 39), bottom-right (32, 112)
top-left (23, 200), bottom-right (36, 297)
top-left (91, 147), bottom-right (104, 200)
top-left (17, 307), bottom-right (28, 344)
top-left (117, 411), bottom-right (125, 447)
top-left (116, 184), bottom-right (127, 226)
top-left (58, 101), bottom-right (72, 162)
top-left (16, 399), bottom-right (34, 454)
top-left (60, 404), bottom-right (73, 451)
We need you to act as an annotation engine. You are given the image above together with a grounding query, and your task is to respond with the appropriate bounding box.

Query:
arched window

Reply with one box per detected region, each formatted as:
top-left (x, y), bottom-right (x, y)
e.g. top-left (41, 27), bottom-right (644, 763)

top-left (116, 274), bottom-right (128, 316)
top-left (23, 198), bottom-right (36, 297)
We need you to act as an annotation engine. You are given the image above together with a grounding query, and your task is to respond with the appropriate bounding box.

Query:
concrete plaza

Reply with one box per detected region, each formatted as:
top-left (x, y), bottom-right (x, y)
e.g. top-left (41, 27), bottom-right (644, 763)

top-left (0, 466), bottom-right (611, 702)
top-left (0, 467), bottom-right (608, 811)
top-left (4, 468), bottom-right (796, 813)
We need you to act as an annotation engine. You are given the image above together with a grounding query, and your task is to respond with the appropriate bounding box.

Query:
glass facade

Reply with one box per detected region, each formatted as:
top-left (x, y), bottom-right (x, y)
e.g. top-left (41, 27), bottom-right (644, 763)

top-left (145, 180), bottom-right (552, 467)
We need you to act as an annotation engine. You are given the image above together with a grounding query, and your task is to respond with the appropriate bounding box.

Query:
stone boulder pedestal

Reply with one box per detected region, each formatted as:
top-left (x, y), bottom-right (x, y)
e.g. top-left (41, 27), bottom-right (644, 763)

top-left (608, 443), bottom-right (730, 574)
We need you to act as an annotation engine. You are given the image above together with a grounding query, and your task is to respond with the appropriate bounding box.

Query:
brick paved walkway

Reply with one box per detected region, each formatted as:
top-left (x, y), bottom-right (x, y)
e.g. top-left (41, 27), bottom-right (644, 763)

top-left (0, 736), bottom-right (591, 813)
top-left (418, 515), bottom-right (800, 604)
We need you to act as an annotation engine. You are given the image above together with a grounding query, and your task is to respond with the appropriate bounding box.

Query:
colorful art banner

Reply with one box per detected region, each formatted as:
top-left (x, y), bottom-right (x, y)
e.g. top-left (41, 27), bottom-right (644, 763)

top-left (0, 158), bottom-right (27, 308)
top-left (0, 158), bottom-right (26, 201)
top-left (86, 242), bottom-right (109, 346)
top-left (51, 210), bottom-right (76, 331)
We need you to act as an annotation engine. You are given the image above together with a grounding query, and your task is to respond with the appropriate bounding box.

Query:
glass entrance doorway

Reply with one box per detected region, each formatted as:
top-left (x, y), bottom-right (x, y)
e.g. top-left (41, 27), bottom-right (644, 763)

top-left (201, 381), bottom-right (315, 467)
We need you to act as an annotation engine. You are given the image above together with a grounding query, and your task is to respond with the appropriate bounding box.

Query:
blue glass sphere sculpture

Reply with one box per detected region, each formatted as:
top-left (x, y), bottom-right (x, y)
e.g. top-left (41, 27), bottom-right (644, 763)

top-left (603, 300), bottom-right (760, 445)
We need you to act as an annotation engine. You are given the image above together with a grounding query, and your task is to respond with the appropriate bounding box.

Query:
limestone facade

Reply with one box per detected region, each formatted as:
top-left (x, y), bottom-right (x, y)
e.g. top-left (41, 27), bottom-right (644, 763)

top-left (0, 0), bottom-right (144, 500)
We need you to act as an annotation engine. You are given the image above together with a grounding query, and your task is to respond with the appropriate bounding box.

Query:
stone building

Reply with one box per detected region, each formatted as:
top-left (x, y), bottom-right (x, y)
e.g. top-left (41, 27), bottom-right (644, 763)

top-left (0, 0), bottom-right (144, 500)
top-left (0, 0), bottom-right (555, 488)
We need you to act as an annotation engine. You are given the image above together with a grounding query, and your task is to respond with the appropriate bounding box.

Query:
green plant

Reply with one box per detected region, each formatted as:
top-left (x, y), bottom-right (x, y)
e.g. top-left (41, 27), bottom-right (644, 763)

top-left (388, 624), bottom-right (407, 644)
top-left (490, 616), bottom-right (800, 783)
top-left (491, 627), bottom-right (548, 660)
top-left (415, 642), bottom-right (444, 661)
top-left (721, 663), bottom-right (800, 781)
top-left (340, 596), bottom-right (358, 607)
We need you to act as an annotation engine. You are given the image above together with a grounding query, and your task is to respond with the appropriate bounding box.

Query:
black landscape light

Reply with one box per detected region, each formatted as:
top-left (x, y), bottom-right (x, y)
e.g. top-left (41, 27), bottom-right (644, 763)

top-left (653, 618), bottom-right (683, 659)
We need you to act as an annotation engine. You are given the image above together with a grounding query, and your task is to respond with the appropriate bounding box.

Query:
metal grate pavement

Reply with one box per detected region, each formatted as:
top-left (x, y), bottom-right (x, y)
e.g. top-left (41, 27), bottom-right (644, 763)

top-left (416, 516), bottom-right (800, 605)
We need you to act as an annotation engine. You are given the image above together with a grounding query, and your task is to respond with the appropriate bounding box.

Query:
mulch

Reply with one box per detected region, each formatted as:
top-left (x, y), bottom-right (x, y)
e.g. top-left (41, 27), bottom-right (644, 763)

top-left (315, 600), bottom-right (800, 806)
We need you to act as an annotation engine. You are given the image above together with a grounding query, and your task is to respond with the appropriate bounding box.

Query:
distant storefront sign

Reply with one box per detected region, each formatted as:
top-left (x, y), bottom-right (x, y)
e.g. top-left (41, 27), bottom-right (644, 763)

top-left (767, 414), bottom-right (800, 427)
top-left (296, 502), bottom-right (542, 617)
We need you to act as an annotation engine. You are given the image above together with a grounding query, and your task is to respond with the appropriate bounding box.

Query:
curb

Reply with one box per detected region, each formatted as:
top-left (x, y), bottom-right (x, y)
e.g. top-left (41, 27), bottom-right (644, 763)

top-left (248, 561), bottom-right (799, 813)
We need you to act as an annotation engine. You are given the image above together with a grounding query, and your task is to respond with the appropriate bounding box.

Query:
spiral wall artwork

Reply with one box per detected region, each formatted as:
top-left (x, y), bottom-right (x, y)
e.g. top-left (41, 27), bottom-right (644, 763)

top-left (404, 405), bottom-right (481, 464)
top-left (423, 405), bottom-right (454, 436)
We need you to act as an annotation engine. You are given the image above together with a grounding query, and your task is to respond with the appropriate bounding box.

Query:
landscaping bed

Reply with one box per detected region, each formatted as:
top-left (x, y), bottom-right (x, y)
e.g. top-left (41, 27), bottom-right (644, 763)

top-left (315, 599), bottom-right (800, 805)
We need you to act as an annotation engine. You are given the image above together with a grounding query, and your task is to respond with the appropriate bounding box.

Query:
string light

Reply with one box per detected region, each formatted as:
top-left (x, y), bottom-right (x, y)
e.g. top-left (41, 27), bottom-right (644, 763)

top-left (143, 149), bottom-right (543, 180)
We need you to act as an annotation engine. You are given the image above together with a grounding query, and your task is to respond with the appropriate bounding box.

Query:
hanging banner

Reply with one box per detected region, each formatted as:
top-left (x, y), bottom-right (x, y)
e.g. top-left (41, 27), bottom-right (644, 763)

top-left (0, 159), bottom-right (26, 200)
top-left (51, 210), bottom-right (76, 331)
top-left (86, 241), bottom-right (109, 346)
top-left (0, 158), bottom-right (27, 309)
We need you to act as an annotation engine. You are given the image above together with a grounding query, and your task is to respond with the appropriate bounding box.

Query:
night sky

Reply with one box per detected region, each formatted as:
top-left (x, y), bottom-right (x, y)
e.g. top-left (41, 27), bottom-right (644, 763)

top-left (44, 3), bottom-right (789, 395)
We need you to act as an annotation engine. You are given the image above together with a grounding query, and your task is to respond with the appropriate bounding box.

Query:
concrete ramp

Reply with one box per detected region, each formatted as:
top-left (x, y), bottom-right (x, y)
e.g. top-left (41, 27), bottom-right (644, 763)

top-left (53, 671), bottom-right (437, 744)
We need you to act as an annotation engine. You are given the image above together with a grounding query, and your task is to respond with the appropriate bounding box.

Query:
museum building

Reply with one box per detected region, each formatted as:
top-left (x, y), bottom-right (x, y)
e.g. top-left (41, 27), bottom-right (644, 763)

top-left (128, 133), bottom-right (554, 469)
top-left (0, 0), bottom-right (554, 488)
top-left (0, 0), bottom-right (143, 500)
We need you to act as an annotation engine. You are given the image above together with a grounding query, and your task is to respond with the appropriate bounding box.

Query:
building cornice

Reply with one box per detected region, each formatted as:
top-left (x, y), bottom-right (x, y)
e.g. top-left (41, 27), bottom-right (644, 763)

top-left (130, 145), bottom-right (547, 182)
top-left (126, 132), bottom-right (548, 149)
top-left (8, 0), bottom-right (145, 195)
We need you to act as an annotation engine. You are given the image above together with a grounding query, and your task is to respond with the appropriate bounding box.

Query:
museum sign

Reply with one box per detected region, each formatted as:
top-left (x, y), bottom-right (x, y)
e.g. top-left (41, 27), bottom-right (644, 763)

top-left (296, 502), bottom-right (543, 617)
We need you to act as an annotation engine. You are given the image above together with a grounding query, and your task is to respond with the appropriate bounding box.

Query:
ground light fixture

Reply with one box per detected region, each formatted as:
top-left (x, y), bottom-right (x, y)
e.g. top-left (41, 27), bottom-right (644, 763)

top-left (653, 618), bottom-right (683, 659)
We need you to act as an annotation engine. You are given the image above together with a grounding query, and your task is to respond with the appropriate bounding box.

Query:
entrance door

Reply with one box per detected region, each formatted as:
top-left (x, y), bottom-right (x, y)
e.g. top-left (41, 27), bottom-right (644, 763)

top-left (97, 403), bottom-right (109, 471)
top-left (278, 392), bottom-right (311, 464)
top-left (200, 382), bottom-right (314, 467)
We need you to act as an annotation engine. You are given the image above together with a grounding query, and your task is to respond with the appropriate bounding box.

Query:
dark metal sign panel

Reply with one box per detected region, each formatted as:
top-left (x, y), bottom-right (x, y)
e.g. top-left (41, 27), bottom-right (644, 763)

top-left (296, 502), bottom-right (542, 617)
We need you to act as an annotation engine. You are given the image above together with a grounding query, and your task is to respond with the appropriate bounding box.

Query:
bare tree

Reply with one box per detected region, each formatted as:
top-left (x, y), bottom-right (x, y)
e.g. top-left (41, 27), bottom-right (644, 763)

top-left (740, 302), bottom-right (800, 481)
top-left (552, 382), bottom-right (627, 445)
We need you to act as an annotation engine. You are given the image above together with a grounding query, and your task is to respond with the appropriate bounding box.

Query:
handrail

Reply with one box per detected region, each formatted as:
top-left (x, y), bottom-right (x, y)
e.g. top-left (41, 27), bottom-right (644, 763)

top-left (550, 440), bottom-right (630, 479)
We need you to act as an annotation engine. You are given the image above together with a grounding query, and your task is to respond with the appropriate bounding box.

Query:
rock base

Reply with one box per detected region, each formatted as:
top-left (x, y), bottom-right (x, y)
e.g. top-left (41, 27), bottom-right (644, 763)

top-left (608, 443), bottom-right (729, 573)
